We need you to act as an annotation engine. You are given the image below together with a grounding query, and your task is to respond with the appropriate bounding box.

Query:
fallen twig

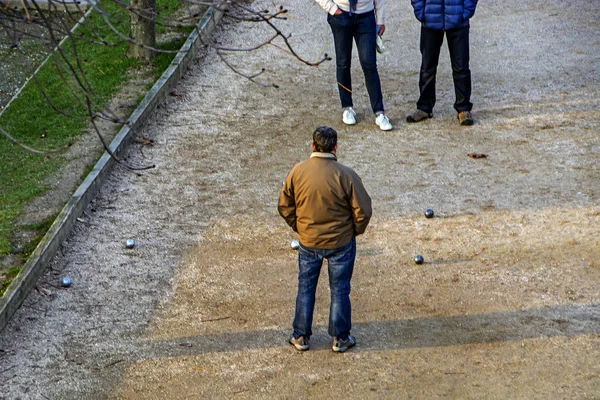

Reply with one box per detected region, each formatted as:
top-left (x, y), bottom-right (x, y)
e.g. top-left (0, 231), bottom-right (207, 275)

top-left (200, 316), bottom-right (230, 323)
top-left (103, 359), bottom-right (124, 369)
top-left (35, 285), bottom-right (52, 296)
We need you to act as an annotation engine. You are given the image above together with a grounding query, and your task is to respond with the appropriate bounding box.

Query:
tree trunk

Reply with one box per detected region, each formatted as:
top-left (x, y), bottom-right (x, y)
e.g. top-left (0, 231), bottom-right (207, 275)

top-left (126, 0), bottom-right (156, 62)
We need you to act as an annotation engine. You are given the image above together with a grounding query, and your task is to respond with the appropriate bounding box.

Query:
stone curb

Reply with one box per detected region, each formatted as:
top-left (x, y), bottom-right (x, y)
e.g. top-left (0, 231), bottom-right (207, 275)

top-left (0, 5), bottom-right (224, 333)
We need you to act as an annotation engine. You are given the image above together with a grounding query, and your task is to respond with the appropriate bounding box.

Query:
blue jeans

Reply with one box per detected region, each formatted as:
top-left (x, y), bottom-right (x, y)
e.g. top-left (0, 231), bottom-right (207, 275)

top-left (327, 11), bottom-right (384, 114)
top-left (417, 26), bottom-right (473, 113)
top-left (292, 238), bottom-right (356, 340)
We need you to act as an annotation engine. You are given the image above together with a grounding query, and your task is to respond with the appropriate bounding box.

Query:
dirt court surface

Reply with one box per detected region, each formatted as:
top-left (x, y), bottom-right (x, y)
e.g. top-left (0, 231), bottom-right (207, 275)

top-left (1, 0), bottom-right (599, 398)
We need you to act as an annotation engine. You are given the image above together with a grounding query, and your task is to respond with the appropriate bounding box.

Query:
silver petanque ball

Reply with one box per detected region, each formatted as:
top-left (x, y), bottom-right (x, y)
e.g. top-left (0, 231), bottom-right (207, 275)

top-left (126, 239), bottom-right (135, 249)
top-left (60, 276), bottom-right (72, 287)
top-left (291, 240), bottom-right (300, 250)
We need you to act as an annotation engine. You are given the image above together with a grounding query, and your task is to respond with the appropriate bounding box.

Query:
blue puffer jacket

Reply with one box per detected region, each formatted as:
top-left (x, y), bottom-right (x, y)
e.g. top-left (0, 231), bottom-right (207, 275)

top-left (411, 0), bottom-right (478, 30)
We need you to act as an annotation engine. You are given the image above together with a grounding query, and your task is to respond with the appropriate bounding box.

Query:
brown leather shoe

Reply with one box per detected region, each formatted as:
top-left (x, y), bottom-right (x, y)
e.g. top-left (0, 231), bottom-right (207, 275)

top-left (458, 111), bottom-right (474, 126)
top-left (406, 109), bottom-right (433, 123)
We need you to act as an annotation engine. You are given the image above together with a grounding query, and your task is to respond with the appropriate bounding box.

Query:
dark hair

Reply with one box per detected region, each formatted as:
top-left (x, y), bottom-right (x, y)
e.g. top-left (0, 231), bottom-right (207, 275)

top-left (313, 126), bottom-right (337, 153)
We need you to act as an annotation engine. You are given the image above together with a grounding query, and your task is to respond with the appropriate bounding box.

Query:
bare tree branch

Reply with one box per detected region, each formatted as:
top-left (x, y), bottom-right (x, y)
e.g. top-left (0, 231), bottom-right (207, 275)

top-left (0, 125), bottom-right (71, 154)
top-left (0, 0), bottom-right (331, 161)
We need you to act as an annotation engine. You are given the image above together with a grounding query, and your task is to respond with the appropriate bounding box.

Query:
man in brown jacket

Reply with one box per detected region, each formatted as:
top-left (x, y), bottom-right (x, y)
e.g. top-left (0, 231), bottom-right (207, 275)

top-left (278, 126), bottom-right (372, 352)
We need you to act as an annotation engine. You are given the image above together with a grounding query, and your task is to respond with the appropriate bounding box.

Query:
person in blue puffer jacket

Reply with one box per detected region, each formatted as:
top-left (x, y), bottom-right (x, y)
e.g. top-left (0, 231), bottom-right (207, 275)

top-left (406, 0), bottom-right (478, 125)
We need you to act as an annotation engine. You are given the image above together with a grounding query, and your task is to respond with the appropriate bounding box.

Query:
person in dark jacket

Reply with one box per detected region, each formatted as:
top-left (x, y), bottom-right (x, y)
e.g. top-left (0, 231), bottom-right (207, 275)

top-left (407, 0), bottom-right (478, 125)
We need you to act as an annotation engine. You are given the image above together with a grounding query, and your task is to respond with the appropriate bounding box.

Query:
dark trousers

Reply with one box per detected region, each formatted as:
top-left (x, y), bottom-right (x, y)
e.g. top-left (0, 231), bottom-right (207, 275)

top-left (328, 10), bottom-right (384, 114)
top-left (417, 25), bottom-right (473, 113)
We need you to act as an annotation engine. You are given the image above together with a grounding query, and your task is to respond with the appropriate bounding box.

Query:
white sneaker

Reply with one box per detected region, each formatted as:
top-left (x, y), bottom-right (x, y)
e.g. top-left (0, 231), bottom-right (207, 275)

top-left (342, 108), bottom-right (357, 125)
top-left (375, 113), bottom-right (392, 131)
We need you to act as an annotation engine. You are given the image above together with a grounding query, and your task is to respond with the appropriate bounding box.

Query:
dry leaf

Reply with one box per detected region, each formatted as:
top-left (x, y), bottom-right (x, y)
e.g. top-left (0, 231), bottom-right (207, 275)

top-left (468, 153), bottom-right (488, 159)
top-left (136, 137), bottom-right (154, 146)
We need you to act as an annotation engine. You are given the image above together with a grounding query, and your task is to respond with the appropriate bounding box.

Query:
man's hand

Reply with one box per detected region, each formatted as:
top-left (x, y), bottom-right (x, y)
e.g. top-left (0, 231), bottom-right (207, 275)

top-left (377, 24), bottom-right (386, 35)
top-left (334, 8), bottom-right (342, 15)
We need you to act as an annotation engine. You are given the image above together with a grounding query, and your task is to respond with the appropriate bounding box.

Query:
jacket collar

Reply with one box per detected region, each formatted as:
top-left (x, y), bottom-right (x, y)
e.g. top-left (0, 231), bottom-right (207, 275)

top-left (310, 152), bottom-right (337, 160)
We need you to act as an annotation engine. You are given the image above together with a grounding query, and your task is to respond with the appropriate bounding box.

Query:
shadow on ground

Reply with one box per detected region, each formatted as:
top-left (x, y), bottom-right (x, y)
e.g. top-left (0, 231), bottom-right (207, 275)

top-left (145, 303), bottom-right (599, 356)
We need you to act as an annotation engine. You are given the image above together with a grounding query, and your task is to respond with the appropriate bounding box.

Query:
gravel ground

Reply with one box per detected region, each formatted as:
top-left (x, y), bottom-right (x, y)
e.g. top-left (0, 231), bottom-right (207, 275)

top-left (0, 0), bottom-right (599, 399)
top-left (0, 10), bottom-right (74, 111)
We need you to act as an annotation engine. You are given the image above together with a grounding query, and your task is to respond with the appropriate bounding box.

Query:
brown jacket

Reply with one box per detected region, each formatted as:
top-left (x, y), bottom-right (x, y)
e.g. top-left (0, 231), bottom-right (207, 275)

top-left (278, 152), bottom-right (372, 249)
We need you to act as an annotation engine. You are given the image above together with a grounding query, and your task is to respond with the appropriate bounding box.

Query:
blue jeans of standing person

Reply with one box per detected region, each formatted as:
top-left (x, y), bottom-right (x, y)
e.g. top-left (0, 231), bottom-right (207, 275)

top-left (417, 25), bottom-right (473, 113)
top-left (327, 10), bottom-right (384, 114)
top-left (293, 238), bottom-right (356, 340)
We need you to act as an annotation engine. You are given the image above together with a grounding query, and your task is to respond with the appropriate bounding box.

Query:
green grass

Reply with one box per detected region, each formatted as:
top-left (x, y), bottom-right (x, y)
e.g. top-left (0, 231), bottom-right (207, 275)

top-left (155, 0), bottom-right (186, 34)
top-left (0, 4), bottom-right (138, 257)
top-left (153, 33), bottom-right (192, 72)
top-left (0, 0), bottom-right (204, 295)
top-left (0, 267), bottom-right (22, 297)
